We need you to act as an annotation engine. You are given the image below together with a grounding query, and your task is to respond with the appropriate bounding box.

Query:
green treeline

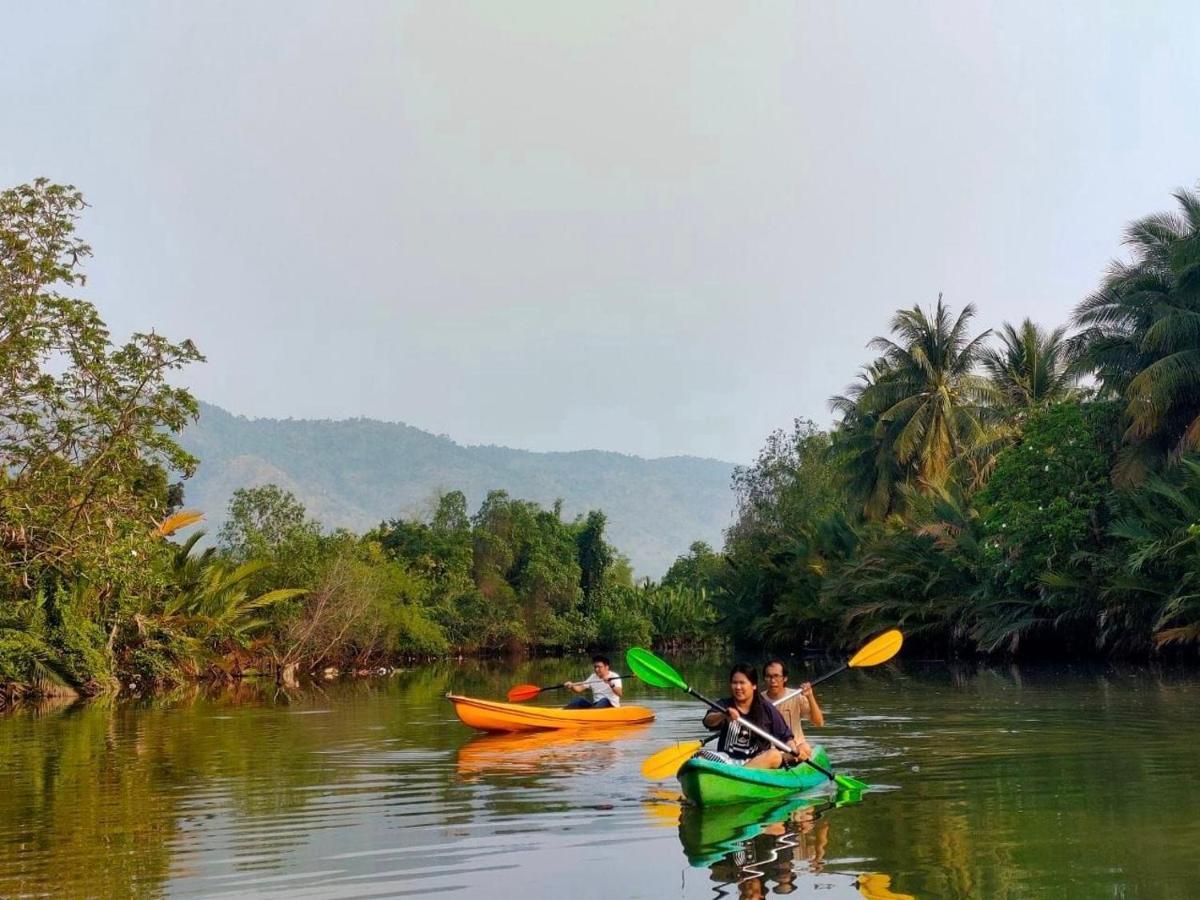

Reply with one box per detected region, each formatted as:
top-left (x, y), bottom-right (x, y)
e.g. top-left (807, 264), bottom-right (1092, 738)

top-left (0, 180), bottom-right (715, 700)
top-left (4, 177), bottom-right (1200, 701)
top-left (698, 184), bottom-right (1200, 658)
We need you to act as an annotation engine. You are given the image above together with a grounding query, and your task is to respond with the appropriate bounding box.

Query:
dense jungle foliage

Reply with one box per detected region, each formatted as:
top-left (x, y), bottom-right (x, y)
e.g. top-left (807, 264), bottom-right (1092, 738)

top-left (3, 178), bottom-right (1199, 701)
top-left (709, 183), bottom-right (1200, 658)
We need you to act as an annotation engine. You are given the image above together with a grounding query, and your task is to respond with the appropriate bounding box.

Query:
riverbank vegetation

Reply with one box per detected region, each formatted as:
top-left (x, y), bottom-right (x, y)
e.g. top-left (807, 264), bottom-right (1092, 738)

top-left (0, 180), bottom-right (719, 702)
top-left (3, 178), bottom-right (1199, 701)
top-left (704, 183), bottom-right (1200, 658)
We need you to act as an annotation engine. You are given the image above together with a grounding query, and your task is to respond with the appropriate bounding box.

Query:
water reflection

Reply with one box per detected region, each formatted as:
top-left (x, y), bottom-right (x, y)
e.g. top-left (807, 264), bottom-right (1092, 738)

top-left (2, 659), bottom-right (1199, 897)
top-left (455, 724), bottom-right (651, 780)
top-left (677, 795), bottom-right (829, 868)
top-left (667, 793), bottom-right (910, 900)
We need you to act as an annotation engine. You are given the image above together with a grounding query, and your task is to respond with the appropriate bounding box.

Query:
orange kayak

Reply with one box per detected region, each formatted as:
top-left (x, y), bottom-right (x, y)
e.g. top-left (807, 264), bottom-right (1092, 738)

top-left (446, 693), bottom-right (656, 733)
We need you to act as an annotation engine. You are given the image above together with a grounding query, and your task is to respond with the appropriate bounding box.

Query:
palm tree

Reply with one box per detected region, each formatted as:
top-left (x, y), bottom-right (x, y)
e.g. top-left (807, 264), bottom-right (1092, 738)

top-left (138, 533), bottom-right (306, 676)
top-left (946, 319), bottom-right (1080, 490)
top-left (1071, 184), bottom-right (1200, 480)
top-left (857, 295), bottom-right (995, 493)
top-left (829, 360), bottom-right (905, 520)
top-left (1107, 456), bottom-right (1200, 648)
top-left (981, 319), bottom-right (1075, 411)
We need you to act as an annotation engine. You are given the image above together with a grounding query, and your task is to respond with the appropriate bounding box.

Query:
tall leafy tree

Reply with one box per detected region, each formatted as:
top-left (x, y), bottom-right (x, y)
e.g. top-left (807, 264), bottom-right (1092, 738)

top-left (576, 510), bottom-right (612, 606)
top-left (1071, 184), bottom-right (1200, 480)
top-left (0, 180), bottom-right (203, 601)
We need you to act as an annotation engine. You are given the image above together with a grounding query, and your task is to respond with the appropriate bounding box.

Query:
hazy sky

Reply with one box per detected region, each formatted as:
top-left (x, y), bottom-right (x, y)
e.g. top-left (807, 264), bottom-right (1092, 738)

top-left (3, 3), bottom-right (1198, 463)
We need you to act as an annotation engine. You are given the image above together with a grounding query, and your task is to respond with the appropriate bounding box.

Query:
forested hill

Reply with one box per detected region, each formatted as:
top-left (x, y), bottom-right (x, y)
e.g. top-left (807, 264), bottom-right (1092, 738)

top-left (177, 402), bottom-right (737, 577)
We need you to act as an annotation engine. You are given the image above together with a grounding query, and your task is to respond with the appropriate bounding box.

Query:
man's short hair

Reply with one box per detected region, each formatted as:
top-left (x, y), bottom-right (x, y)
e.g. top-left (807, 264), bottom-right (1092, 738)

top-left (764, 658), bottom-right (788, 678)
top-left (592, 654), bottom-right (611, 666)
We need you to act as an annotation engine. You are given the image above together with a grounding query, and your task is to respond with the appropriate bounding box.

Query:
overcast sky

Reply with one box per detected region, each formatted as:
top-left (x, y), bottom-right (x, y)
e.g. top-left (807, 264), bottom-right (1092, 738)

top-left (3, 2), bottom-right (1198, 463)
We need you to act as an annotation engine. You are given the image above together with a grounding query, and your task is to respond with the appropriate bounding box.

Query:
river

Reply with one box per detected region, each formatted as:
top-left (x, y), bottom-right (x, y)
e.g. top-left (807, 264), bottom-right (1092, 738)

top-left (2, 655), bottom-right (1197, 898)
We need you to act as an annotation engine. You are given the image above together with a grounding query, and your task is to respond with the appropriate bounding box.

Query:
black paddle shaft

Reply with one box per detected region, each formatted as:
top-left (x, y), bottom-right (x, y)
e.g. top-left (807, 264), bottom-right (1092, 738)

top-left (808, 664), bottom-right (847, 689)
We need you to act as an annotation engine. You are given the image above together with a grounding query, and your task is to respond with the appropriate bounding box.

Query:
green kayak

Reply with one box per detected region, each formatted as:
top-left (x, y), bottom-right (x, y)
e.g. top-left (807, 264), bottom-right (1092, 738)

top-left (677, 745), bottom-right (833, 806)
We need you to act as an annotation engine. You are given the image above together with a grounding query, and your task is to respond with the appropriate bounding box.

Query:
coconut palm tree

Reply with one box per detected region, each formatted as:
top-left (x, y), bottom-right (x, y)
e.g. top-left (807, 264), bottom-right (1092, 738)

top-left (981, 319), bottom-right (1075, 411)
top-left (829, 360), bottom-right (905, 520)
top-left (1071, 184), bottom-right (1200, 480)
top-left (856, 295), bottom-right (996, 494)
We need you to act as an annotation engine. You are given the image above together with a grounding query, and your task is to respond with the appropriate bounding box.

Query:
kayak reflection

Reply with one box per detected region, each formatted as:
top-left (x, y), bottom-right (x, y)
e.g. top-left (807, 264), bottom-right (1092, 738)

top-left (455, 723), bottom-right (650, 780)
top-left (678, 794), bottom-right (830, 868)
top-left (677, 792), bottom-right (911, 898)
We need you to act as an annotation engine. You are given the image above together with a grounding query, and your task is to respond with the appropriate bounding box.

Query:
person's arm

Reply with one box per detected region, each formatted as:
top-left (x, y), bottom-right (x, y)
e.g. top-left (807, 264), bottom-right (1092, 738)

top-left (562, 676), bottom-right (589, 694)
top-left (610, 675), bottom-right (623, 698)
top-left (703, 700), bottom-right (730, 730)
top-left (801, 682), bottom-right (825, 727)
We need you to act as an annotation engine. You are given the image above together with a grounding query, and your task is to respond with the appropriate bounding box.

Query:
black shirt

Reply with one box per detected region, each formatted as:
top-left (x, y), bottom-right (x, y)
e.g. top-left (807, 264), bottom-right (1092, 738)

top-left (707, 697), bottom-right (794, 759)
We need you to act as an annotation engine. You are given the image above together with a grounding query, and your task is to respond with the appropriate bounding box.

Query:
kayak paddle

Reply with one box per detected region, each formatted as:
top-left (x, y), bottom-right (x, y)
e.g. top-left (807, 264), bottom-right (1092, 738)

top-left (506, 674), bottom-right (631, 703)
top-left (627, 647), bottom-right (870, 792)
top-left (639, 629), bottom-right (902, 781)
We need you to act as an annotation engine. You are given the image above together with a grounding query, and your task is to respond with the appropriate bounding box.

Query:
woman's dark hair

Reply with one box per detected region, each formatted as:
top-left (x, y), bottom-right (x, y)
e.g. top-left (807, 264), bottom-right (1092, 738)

top-left (592, 654), bottom-right (611, 666)
top-left (729, 663), bottom-right (772, 730)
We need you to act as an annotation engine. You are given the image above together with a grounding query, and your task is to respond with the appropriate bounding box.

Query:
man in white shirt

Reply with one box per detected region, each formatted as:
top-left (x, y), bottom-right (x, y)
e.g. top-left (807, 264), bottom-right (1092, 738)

top-left (563, 655), bottom-right (623, 708)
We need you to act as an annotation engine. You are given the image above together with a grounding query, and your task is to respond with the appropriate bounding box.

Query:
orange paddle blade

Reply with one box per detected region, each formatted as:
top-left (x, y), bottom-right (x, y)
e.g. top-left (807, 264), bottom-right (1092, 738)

top-left (505, 684), bottom-right (542, 702)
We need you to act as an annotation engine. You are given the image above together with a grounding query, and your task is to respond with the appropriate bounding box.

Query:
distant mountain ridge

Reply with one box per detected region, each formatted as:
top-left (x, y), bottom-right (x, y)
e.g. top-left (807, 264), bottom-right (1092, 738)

top-left (177, 402), bottom-right (738, 577)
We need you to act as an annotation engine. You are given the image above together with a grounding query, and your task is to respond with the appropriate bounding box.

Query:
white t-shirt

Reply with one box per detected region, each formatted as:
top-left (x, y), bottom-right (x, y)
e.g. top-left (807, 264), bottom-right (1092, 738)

top-left (582, 671), bottom-right (622, 706)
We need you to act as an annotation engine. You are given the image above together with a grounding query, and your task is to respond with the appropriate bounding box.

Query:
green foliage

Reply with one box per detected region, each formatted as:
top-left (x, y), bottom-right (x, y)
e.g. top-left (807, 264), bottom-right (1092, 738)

top-left (981, 319), bottom-right (1076, 411)
top-left (1071, 184), bottom-right (1200, 479)
top-left (14, 177), bottom-right (1200, 696)
top-left (854, 295), bottom-right (996, 494)
top-left (218, 485), bottom-right (324, 587)
top-left (978, 402), bottom-right (1118, 596)
top-left (0, 180), bottom-right (203, 602)
top-left (576, 510), bottom-right (612, 606)
top-left (719, 420), bottom-right (853, 646)
top-left (642, 583), bottom-right (718, 648)
top-left (593, 584), bottom-right (653, 649)
top-left (825, 487), bottom-right (983, 648)
top-left (662, 541), bottom-right (724, 593)
top-left (1108, 457), bottom-right (1200, 648)
top-left (729, 420), bottom-right (844, 541)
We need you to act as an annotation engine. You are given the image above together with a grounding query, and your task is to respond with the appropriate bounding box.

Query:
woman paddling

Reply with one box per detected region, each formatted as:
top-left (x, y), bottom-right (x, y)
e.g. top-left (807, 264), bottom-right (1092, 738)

top-left (698, 663), bottom-right (812, 769)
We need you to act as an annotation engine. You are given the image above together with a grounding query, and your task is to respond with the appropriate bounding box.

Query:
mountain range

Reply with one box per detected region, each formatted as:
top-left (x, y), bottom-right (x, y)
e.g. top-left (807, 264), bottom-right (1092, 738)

top-left (176, 402), bottom-right (738, 578)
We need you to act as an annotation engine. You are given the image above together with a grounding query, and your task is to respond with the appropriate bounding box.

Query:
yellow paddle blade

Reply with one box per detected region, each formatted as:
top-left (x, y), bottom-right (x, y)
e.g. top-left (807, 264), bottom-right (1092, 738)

top-left (848, 629), bottom-right (903, 668)
top-left (155, 509), bottom-right (204, 537)
top-left (641, 740), bottom-right (702, 780)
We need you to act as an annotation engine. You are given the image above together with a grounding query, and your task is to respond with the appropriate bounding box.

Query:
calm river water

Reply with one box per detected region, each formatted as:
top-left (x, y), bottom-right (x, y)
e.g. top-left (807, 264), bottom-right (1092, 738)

top-left (2, 656), bottom-right (1198, 898)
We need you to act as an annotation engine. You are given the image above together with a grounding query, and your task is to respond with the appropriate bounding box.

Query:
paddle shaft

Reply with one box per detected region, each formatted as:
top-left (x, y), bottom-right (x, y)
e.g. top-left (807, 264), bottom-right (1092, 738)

top-left (686, 685), bottom-right (841, 782)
